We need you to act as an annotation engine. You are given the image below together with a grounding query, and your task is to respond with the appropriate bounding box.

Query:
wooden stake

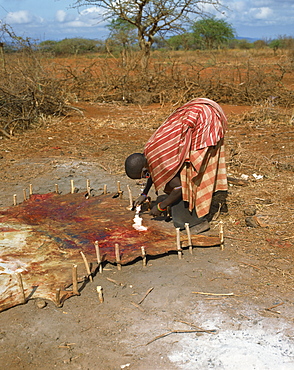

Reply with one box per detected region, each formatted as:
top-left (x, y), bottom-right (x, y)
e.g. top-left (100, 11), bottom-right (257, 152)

top-left (15, 272), bottom-right (26, 303)
top-left (185, 223), bottom-right (193, 255)
top-left (86, 179), bottom-right (91, 195)
top-left (23, 189), bottom-right (27, 201)
top-left (29, 184), bottom-right (33, 195)
top-left (96, 286), bottom-right (104, 303)
top-left (55, 288), bottom-right (61, 306)
top-left (176, 228), bottom-right (182, 259)
top-left (103, 184), bottom-right (107, 195)
top-left (71, 180), bottom-right (75, 194)
top-left (80, 251), bottom-right (93, 281)
top-left (117, 181), bottom-right (123, 198)
top-left (127, 185), bottom-right (133, 210)
top-left (141, 246), bottom-right (147, 267)
top-left (13, 194), bottom-right (17, 206)
top-left (94, 240), bottom-right (103, 273)
top-left (72, 264), bottom-right (80, 295)
top-left (115, 243), bottom-right (122, 270)
top-left (55, 184), bottom-right (59, 193)
top-left (219, 221), bottom-right (224, 250)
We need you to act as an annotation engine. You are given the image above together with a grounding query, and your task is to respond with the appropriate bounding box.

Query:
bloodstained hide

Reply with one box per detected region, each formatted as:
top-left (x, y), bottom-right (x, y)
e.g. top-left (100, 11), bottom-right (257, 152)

top-left (0, 192), bottom-right (220, 311)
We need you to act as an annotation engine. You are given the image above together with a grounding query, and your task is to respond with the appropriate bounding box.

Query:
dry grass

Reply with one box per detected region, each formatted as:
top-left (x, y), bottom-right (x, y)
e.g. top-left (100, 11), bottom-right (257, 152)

top-left (0, 46), bottom-right (293, 137)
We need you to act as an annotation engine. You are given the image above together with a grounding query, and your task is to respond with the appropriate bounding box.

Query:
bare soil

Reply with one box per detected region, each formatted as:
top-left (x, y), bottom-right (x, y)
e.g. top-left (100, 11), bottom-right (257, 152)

top-left (0, 102), bottom-right (293, 369)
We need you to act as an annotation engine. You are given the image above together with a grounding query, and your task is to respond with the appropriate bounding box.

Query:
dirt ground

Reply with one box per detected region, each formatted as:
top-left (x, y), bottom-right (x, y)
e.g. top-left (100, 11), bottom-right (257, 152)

top-left (0, 102), bottom-right (293, 369)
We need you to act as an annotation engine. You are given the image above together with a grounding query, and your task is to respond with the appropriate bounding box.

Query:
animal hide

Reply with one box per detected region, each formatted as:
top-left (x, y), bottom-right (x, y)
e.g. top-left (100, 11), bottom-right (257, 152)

top-left (0, 192), bottom-right (220, 311)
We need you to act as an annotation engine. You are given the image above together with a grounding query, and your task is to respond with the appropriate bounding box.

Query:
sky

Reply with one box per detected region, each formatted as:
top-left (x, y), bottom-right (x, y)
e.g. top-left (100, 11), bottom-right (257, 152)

top-left (0, 0), bottom-right (293, 42)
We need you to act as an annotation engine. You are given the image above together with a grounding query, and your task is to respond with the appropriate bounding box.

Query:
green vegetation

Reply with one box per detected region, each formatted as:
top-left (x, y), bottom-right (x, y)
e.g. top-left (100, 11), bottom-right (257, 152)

top-left (38, 38), bottom-right (105, 55)
top-left (191, 18), bottom-right (235, 49)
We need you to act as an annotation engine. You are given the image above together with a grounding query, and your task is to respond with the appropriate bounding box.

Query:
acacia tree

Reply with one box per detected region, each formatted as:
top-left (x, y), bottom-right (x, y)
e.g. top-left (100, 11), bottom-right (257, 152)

top-left (71, 0), bottom-right (225, 68)
top-left (191, 17), bottom-right (235, 49)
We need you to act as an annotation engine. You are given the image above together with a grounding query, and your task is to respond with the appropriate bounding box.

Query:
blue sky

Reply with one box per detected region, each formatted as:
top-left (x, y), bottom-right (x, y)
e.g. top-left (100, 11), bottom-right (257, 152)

top-left (0, 0), bottom-right (293, 42)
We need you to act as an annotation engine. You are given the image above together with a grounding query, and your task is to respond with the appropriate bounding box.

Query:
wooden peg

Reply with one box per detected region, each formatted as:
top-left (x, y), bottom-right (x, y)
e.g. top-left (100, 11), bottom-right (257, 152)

top-left (176, 228), bottom-right (182, 259)
top-left (55, 288), bottom-right (61, 307)
top-left (115, 243), bottom-right (122, 270)
top-left (141, 246), bottom-right (147, 267)
top-left (23, 189), bottom-right (27, 201)
top-left (117, 181), bottom-right (123, 198)
top-left (13, 194), bottom-right (17, 206)
top-left (15, 272), bottom-right (26, 304)
top-left (71, 180), bottom-right (75, 194)
top-left (219, 221), bottom-right (224, 250)
top-left (103, 184), bottom-right (107, 195)
top-left (80, 251), bottom-right (93, 281)
top-left (29, 184), bottom-right (33, 195)
top-left (185, 223), bottom-right (193, 255)
top-left (95, 240), bottom-right (103, 273)
top-left (96, 286), bottom-right (104, 303)
top-left (72, 264), bottom-right (80, 295)
top-left (86, 179), bottom-right (91, 196)
top-left (127, 185), bottom-right (133, 210)
top-left (55, 183), bottom-right (59, 193)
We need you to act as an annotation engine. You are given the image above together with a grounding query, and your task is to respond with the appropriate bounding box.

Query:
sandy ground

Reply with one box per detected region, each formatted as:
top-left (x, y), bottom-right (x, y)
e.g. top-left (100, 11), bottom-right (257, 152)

top-left (0, 102), bottom-right (293, 369)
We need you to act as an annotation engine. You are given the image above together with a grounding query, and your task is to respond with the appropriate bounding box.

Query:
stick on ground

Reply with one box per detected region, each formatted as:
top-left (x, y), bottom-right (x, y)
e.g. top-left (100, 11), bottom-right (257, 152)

top-left (115, 243), bottom-right (122, 270)
top-left (96, 286), bottom-right (104, 303)
top-left (138, 287), bottom-right (154, 305)
top-left (94, 241), bottom-right (103, 273)
top-left (176, 228), bottom-right (182, 259)
top-left (72, 264), bottom-right (80, 295)
top-left (80, 251), bottom-right (93, 282)
top-left (141, 246), bottom-right (147, 267)
top-left (146, 329), bottom-right (217, 345)
top-left (192, 291), bottom-right (234, 296)
top-left (184, 223), bottom-right (193, 254)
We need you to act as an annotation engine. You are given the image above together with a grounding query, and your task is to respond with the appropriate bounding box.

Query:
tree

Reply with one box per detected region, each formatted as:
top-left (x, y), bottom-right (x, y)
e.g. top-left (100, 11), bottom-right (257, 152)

top-left (191, 17), bottom-right (235, 49)
top-left (269, 39), bottom-right (283, 55)
top-left (107, 18), bottom-right (137, 50)
top-left (107, 18), bottom-right (138, 65)
top-left (71, 0), bottom-right (225, 68)
top-left (167, 33), bottom-right (199, 50)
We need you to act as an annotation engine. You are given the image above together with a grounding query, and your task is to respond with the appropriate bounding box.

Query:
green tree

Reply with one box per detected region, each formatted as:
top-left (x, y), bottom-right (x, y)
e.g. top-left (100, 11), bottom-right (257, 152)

top-left (71, 0), bottom-right (225, 68)
top-left (167, 33), bottom-right (199, 50)
top-left (269, 39), bottom-right (282, 55)
top-left (191, 17), bottom-right (235, 49)
top-left (107, 18), bottom-right (138, 64)
top-left (50, 38), bottom-right (101, 55)
top-left (107, 18), bottom-right (137, 50)
top-left (253, 39), bottom-right (267, 49)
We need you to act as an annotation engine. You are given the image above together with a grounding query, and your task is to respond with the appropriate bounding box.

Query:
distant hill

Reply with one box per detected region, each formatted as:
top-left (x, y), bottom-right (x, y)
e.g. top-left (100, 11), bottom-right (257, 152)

top-left (237, 36), bottom-right (259, 42)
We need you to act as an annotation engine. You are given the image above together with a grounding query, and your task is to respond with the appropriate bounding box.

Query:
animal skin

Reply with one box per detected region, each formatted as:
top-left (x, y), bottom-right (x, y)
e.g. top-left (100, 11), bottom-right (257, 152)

top-left (0, 191), bottom-right (220, 311)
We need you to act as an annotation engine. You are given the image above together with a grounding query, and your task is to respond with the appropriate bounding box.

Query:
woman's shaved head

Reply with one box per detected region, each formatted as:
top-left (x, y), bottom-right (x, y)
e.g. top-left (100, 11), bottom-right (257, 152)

top-left (125, 153), bottom-right (146, 179)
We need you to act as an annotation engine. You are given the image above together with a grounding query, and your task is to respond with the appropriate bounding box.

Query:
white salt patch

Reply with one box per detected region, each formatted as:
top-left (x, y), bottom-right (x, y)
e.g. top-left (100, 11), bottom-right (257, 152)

top-left (132, 206), bottom-right (147, 231)
top-left (168, 303), bottom-right (294, 369)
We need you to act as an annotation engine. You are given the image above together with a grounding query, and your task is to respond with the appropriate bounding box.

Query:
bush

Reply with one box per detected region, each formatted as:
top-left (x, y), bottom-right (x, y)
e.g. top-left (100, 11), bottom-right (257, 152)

top-left (0, 27), bottom-right (70, 137)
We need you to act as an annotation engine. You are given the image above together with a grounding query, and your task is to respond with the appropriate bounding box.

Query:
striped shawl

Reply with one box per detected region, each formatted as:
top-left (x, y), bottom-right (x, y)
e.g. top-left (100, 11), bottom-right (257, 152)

top-left (144, 98), bottom-right (228, 217)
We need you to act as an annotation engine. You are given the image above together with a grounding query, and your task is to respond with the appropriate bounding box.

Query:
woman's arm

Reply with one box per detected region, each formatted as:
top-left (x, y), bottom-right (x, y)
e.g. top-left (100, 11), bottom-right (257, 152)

top-left (150, 176), bottom-right (182, 216)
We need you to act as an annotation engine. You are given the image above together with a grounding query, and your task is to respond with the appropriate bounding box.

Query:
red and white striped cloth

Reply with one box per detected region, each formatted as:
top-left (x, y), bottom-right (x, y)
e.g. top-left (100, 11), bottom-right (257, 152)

top-left (144, 98), bottom-right (228, 217)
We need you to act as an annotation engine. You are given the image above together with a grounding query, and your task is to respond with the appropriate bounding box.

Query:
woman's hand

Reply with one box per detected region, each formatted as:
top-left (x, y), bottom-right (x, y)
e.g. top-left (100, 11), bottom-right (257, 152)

top-left (149, 203), bottom-right (165, 217)
top-left (134, 194), bottom-right (147, 207)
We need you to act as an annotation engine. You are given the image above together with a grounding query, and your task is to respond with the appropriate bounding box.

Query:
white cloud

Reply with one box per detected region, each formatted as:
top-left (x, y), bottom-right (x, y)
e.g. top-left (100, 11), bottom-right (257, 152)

top-left (5, 10), bottom-right (42, 25)
top-left (250, 7), bottom-right (273, 20)
top-left (80, 7), bottom-right (104, 17)
top-left (55, 10), bottom-right (76, 23)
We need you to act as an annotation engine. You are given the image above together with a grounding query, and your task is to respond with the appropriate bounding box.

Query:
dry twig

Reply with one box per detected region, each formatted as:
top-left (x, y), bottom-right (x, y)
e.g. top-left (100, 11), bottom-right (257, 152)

top-left (138, 287), bottom-right (154, 305)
